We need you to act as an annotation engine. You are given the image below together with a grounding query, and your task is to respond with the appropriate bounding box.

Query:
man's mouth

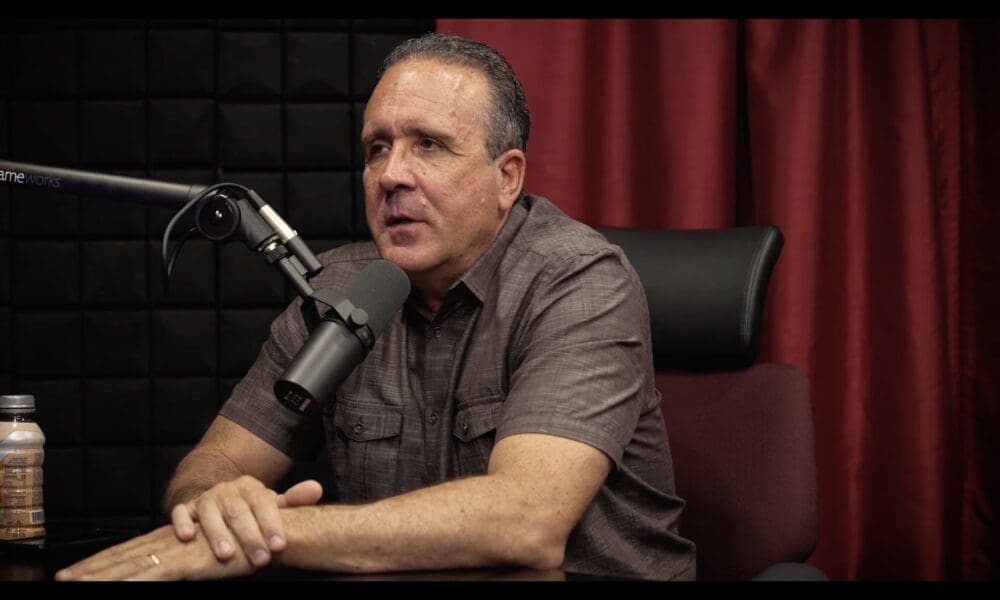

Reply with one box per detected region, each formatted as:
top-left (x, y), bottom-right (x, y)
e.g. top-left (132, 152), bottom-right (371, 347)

top-left (387, 215), bottom-right (420, 227)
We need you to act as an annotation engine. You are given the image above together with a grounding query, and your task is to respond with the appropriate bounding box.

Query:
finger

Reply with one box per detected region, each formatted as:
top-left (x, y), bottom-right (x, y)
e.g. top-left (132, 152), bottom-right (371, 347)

top-left (223, 497), bottom-right (273, 567)
top-left (123, 565), bottom-right (167, 582)
top-left (268, 481), bottom-right (322, 552)
top-left (57, 537), bottom-right (161, 580)
top-left (76, 551), bottom-right (166, 581)
top-left (195, 499), bottom-right (238, 561)
top-left (277, 480), bottom-right (324, 508)
top-left (56, 532), bottom-right (159, 580)
top-left (244, 488), bottom-right (287, 554)
top-left (122, 553), bottom-right (174, 582)
top-left (171, 503), bottom-right (198, 541)
top-left (124, 538), bottom-right (254, 581)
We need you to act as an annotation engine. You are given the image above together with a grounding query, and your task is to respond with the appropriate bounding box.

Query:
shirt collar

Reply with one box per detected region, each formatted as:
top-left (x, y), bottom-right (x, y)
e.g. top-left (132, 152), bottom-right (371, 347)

top-left (401, 198), bottom-right (529, 323)
top-left (457, 198), bottom-right (529, 304)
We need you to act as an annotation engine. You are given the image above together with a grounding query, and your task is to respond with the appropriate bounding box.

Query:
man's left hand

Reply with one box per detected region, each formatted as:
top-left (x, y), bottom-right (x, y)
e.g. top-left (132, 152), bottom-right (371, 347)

top-left (54, 524), bottom-right (256, 581)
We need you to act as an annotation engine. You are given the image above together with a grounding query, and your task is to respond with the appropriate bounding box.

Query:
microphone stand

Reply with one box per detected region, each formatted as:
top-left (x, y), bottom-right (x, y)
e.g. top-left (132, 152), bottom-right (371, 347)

top-left (0, 160), bottom-right (376, 408)
top-left (157, 177), bottom-right (375, 374)
top-left (0, 159), bottom-right (321, 299)
top-left (183, 181), bottom-right (319, 300)
top-left (176, 178), bottom-right (377, 413)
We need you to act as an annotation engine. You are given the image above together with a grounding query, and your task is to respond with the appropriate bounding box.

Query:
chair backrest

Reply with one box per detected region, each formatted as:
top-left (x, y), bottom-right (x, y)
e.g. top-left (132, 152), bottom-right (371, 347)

top-left (598, 225), bottom-right (818, 581)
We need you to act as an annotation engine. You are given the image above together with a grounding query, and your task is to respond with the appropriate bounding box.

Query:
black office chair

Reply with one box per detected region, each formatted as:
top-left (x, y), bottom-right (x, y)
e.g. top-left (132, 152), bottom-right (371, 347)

top-left (598, 225), bottom-right (827, 581)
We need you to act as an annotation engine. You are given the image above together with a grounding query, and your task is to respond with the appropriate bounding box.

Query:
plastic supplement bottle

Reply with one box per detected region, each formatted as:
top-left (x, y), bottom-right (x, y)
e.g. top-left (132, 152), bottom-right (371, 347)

top-left (0, 394), bottom-right (46, 540)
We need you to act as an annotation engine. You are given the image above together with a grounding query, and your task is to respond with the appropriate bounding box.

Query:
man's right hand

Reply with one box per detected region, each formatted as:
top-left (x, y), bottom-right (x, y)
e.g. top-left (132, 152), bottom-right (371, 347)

top-left (170, 477), bottom-right (323, 567)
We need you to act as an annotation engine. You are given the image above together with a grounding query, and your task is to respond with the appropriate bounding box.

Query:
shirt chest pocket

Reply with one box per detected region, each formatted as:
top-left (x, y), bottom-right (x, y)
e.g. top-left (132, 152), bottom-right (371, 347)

top-left (451, 395), bottom-right (503, 477)
top-left (328, 399), bottom-right (402, 503)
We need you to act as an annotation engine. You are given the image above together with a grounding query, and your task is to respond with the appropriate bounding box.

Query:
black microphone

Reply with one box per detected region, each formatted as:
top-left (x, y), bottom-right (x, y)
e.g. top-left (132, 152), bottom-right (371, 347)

top-left (275, 260), bottom-right (411, 413)
top-left (0, 159), bottom-right (205, 209)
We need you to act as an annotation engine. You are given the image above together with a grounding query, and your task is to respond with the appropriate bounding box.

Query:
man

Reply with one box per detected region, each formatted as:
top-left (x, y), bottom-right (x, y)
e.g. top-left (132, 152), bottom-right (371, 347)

top-left (56, 33), bottom-right (695, 581)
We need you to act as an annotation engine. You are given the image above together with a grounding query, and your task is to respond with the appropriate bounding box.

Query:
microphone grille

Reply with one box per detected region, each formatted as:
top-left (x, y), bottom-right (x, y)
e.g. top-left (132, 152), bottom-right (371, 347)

top-left (343, 260), bottom-right (411, 337)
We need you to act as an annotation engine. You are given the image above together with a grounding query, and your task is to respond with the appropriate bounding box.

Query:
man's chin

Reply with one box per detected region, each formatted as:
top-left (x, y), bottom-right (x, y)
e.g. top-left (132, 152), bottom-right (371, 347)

top-left (381, 219), bottom-right (431, 245)
top-left (377, 245), bottom-right (436, 275)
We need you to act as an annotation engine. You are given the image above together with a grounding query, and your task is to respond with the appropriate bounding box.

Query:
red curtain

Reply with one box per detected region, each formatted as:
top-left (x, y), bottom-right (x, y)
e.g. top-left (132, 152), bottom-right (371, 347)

top-left (438, 18), bottom-right (998, 580)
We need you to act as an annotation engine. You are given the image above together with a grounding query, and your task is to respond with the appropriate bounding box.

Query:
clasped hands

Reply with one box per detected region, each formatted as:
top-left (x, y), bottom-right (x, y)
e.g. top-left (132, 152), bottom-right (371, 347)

top-left (55, 478), bottom-right (323, 581)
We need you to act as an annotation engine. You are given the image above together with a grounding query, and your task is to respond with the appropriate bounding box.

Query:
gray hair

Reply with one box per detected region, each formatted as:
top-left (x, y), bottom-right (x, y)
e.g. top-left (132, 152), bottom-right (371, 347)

top-left (378, 33), bottom-right (530, 161)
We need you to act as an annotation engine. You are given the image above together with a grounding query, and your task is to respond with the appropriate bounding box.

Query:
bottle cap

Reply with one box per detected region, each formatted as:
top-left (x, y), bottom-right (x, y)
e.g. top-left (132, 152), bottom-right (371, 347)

top-left (0, 395), bottom-right (35, 412)
top-left (0, 394), bottom-right (35, 410)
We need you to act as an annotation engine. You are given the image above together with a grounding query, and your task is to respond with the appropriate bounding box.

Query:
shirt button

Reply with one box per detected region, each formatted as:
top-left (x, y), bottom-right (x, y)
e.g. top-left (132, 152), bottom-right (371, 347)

top-left (461, 422), bottom-right (469, 434)
top-left (353, 422), bottom-right (365, 435)
top-left (431, 326), bottom-right (442, 338)
top-left (428, 411), bottom-right (438, 425)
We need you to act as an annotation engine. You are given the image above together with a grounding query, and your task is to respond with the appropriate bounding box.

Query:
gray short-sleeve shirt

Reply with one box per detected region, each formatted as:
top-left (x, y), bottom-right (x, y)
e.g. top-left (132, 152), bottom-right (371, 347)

top-left (220, 194), bottom-right (696, 580)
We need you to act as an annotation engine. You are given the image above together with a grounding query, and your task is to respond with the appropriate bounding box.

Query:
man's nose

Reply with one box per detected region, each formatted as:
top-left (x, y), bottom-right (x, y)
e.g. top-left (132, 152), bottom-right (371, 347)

top-left (377, 146), bottom-right (416, 191)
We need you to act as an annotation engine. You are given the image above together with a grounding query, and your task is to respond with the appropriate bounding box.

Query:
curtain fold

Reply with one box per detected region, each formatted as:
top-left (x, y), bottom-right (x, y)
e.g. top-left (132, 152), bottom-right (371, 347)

top-left (439, 19), bottom-right (739, 228)
top-left (743, 19), bottom-right (963, 580)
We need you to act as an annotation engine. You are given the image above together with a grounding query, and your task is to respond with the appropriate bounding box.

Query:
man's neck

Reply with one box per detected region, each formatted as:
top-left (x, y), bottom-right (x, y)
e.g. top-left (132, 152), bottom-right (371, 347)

top-left (410, 276), bottom-right (452, 316)
top-left (403, 208), bottom-right (517, 317)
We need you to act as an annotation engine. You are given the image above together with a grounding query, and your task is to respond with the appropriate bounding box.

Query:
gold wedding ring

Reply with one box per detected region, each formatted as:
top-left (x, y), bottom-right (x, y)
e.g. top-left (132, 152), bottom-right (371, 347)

top-left (148, 553), bottom-right (161, 566)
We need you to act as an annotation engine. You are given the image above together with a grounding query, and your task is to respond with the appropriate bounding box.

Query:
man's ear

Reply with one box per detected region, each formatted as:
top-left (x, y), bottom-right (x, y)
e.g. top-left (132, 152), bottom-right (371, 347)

top-left (495, 148), bottom-right (526, 211)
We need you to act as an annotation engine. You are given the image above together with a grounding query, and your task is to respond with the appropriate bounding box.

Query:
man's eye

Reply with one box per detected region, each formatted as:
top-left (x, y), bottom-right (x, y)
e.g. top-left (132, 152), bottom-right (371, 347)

top-left (418, 138), bottom-right (441, 150)
top-left (366, 144), bottom-right (388, 160)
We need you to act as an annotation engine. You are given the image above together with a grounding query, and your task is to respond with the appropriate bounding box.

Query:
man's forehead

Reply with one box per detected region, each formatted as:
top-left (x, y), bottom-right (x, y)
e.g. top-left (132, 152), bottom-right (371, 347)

top-left (372, 58), bottom-right (487, 107)
top-left (362, 59), bottom-right (489, 137)
top-left (383, 56), bottom-right (483, 84)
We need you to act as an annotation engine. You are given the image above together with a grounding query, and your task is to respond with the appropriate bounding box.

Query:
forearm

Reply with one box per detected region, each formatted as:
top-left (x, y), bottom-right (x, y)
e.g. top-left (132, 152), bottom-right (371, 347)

top-left (163, 449), bottom-right (244, 511)
top-left (162, 416), bottom-right (295, 514)
top-left (276, 474), bottom-right (566, 573)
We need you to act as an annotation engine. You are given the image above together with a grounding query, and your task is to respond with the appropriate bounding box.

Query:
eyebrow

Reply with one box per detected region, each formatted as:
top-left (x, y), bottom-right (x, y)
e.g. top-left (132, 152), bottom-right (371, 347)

top-left (360, 125), bottom-right (459, 149)
top-left (360, 127), bottom-right (385, 149)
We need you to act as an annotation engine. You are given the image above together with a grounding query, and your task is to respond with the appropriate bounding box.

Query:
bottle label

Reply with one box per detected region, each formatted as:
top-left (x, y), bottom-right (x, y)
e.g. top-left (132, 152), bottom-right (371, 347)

top-left (0, 448), bottom-right (44, 468)
top-left (0, 524), bottom-right (46, 541)
top-left (0, 421), bottom-right (45, 539)
top-left (0, 466), bottom-right (43, 487)
top-left (0, 506), bottom-right (45, 527)
top-left (0, 486), bottom-right (43, 507)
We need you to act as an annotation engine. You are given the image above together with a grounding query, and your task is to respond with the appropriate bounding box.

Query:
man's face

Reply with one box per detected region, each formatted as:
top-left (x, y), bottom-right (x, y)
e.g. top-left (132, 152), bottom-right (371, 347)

top-left (362, 58), bottom-right (517, 290)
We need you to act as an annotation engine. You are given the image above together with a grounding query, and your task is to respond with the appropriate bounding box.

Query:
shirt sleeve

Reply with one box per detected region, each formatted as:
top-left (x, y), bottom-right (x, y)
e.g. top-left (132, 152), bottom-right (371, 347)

top-left (219, 297), bottom-right (326, 461)
top-left (496, 247), bottom-right (655, 467)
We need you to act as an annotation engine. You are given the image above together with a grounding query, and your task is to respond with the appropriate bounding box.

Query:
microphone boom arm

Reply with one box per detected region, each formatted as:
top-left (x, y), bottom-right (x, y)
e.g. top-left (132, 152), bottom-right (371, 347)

top-left (1, 159), bottom-right (409, 415)
top-left (0, 160), bottom-right (323, 301)
top-left (0, 159), bottom-right (206, 209)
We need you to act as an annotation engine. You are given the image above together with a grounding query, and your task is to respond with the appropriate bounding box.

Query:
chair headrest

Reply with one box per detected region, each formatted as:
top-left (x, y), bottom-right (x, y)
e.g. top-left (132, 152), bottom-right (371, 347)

top-left (597, 225), bottom-right (783, 370)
